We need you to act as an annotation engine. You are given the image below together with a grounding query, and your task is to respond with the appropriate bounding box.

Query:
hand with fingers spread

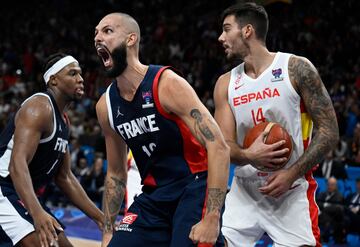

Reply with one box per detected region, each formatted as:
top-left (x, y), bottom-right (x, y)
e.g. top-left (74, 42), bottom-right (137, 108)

top-left (189, 213), bottom-right (220, 245)
top-left (259, 168), bottom-right (298, 198)
top-left (32, 209), bottom-right (63, 247)
top-left (245, 130), bottom-right (289, 171)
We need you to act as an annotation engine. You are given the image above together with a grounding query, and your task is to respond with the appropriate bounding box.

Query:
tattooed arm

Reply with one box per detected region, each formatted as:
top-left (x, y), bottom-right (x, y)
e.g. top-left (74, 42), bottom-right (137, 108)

top-left (158, 69), bottom-right (230, 244)
top-left (288, 55), bottom-right (339, 177)
top-left (259, 55), bottom-right (339, 198)
top-left (96, 95), bottom-right (128, 247)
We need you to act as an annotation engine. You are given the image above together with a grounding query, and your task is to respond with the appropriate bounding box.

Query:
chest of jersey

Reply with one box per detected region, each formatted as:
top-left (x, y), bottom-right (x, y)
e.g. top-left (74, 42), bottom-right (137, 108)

top-left (228, 52), bottom-right (301, 145)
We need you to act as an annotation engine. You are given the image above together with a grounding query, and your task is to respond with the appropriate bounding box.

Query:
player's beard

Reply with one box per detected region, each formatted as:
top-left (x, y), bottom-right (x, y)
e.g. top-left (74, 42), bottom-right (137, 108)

top-left (105, 42), bottom-right (128, 78)
top-left (227, 32), bottom-right (248, 62)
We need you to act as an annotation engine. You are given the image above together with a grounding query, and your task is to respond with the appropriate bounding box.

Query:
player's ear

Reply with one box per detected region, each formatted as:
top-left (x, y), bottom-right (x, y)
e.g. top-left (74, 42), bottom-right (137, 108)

top-left (243, 24), bottom-right (253, 39)
top-left (48, 75), bottom-right (57, 86)
top-left (127, 33), bottom-right (138, 47)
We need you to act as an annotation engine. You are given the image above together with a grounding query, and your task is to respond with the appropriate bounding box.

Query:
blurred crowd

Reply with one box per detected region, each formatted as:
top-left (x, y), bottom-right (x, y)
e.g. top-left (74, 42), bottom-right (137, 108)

top-left (0, 0), bottom-right (360, 243)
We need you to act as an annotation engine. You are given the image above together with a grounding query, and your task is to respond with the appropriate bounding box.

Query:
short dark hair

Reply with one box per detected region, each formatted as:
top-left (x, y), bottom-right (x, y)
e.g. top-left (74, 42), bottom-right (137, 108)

top-left (221, 2), bottom-right (269, 42)
top-left (43, 53), bottom-right (67, 73)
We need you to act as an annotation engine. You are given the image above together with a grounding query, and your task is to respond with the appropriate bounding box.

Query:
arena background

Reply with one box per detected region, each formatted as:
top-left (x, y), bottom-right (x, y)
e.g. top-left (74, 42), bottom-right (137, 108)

top-left (0, 0), bottom-right (359, 246)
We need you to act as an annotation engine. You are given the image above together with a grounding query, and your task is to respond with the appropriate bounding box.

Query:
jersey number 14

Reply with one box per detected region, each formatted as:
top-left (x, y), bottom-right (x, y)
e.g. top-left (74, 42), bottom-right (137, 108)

top-left (251, 107), bottom-right (266, 125)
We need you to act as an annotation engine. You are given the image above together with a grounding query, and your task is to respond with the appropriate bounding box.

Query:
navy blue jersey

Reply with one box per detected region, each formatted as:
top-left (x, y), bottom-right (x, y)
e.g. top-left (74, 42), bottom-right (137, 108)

top-left (105, 65), bottom-right (207, 188)
top-left (0, 92), bottom-right (69, 192)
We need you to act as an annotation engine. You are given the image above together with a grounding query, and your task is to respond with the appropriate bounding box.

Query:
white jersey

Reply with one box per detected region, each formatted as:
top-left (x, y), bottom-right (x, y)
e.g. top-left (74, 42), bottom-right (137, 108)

top-left (223, 52), bottom-right (320, 247)
top-left (228, 52), bottom-right (313, 178)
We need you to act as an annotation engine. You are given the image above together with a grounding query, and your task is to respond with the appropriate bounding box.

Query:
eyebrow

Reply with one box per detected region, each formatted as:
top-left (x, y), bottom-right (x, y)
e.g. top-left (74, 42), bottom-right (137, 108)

top-left (223, 23), bottom-right (231, 28)
top-left (69, 68), bottom-right (82, 74)
top-left (95, 24), bottom-right (112, 34)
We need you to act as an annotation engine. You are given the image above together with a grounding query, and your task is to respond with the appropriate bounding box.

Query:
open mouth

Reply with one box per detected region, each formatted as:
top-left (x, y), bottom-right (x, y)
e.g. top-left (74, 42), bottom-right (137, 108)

top-left (75, 87), bottom-right (84, 97)
top-left (96, 44), bottom-right (112, 68)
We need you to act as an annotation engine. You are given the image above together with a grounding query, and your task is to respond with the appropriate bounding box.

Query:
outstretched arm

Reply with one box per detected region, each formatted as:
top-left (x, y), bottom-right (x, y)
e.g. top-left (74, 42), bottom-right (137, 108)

top-left (259, 55), bottom-right (339, 198)
top-left (55, 150), bottom-right (104, 229)
top-left (96, 95), bottom-right (128, 247)
top-left (158, 70), bottom-right (230, 245)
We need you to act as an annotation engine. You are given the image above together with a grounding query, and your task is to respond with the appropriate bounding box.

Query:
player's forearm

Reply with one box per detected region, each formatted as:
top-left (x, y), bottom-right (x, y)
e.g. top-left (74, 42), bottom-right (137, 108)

top-left (102, 174), bottom-right (126, 233)
top-left (9, 161), bottom-right (43, 217)
top-left (226, 140), bottom-right (250, 166)
top-left (56, 173), bottom-right (103, 222)
top-left (206, 143), bottom-right (229, 216)
top-left (290, 129), bottom-right (339, 178)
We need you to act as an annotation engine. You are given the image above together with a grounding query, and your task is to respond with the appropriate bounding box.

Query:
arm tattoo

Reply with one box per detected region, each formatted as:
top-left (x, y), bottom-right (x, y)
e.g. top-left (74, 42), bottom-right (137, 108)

top-left (190, 109), bottom-right (215, 143)
top-left (206, 188), bottom-right (226, 214)
top-left (103, 176), bottom-right (126, 233)
top-left (288, 56), bottom-right (339, 177)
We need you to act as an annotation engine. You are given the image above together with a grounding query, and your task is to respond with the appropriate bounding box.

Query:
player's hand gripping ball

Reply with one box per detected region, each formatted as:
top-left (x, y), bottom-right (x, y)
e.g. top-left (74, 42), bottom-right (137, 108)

top-left (243, 121), bottom-right (293, 171)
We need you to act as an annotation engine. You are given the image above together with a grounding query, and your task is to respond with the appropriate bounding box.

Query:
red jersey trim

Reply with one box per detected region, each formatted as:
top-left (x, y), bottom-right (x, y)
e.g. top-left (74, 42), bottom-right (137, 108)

top-left (152, 66), bottom-right (208, 174)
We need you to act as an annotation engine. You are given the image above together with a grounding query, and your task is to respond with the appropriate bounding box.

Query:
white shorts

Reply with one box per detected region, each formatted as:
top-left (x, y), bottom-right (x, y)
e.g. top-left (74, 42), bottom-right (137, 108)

top-left (0, 183), bottom-right (35, 246)
top-left (222, 173), bottom-right (321, 247)
top-left (0, 182), bottom-right (62, 246)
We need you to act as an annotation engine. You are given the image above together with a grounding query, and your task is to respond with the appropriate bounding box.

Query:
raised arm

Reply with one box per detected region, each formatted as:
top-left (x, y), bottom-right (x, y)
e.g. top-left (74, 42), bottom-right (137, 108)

top-left (157, 70), bottom-right (230, 245)
top-left (96, 95), bottom-right (128, 247)
top-left (54, 149), bottom-right (104, 229)
top-left (9, 97), bottom-right (62, 247)
top-left (288, 55), bottom-right (339, 177)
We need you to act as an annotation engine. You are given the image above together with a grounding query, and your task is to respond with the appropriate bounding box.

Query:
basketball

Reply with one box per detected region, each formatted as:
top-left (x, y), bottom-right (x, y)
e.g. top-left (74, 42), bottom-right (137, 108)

top-left (243, 122), bottom-right (293, 171)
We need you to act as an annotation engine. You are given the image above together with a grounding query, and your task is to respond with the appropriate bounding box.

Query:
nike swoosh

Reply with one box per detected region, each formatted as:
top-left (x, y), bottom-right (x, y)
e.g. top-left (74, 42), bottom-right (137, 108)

top-left (235, 83), bottom-right (244, 90)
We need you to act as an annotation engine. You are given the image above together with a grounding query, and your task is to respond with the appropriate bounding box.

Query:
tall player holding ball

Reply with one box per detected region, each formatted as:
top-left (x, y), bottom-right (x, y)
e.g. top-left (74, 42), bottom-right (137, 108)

top-left (214, 2), bottom-right (339, 247)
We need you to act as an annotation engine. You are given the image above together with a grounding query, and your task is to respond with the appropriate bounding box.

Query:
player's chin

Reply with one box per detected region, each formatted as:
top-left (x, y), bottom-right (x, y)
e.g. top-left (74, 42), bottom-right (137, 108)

top-left (226, 52), bottom-right (235, 60)
top-left (73, 93), bottom-right (84, 101)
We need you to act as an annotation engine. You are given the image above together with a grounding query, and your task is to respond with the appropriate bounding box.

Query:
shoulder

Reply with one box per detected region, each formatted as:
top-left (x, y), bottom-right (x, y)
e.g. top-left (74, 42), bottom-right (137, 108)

top-left (96, 94), bottom-right (107, 118)
top-left (157, 68), bottom-right (192, 95)
top-left (15, 94), bottom-right (53, 130)
top-left (288, 55), bottom-right (317, 80)
top-left (215, 72), bottom-right (231, 88)
top-left (17, 95), bottom-right (52, 120)
top-left (288, 55), bottom-right (320, 91)
top-left (214, 71), bottom-right (231, 99)
top-left (158, 68), bottom-right (186, 85)
top-left (288, 55), bottom-right (313, 68)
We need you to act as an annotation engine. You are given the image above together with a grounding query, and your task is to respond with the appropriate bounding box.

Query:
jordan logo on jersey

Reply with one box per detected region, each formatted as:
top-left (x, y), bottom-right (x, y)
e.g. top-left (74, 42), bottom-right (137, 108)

top-left (117, 114), bottom-right (160, 140)
top-left (54, 137), bottom-right (68, 153)
top-left (116, 106), bottom-right (124, 118)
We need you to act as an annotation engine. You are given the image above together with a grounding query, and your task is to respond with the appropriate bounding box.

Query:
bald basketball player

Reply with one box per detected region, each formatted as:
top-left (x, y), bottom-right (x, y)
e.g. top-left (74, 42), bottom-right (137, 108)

top-left (94, 13), bottom-right (230, 247)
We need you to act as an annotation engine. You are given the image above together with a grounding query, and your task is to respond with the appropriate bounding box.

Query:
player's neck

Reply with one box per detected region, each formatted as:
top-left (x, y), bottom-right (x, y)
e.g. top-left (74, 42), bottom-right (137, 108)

top-left (46, 88), bottom-right (68, 113)
top-left (243, 45), bottom-right (275, 79)
top-left (116, 61), bottom-right (148, 101)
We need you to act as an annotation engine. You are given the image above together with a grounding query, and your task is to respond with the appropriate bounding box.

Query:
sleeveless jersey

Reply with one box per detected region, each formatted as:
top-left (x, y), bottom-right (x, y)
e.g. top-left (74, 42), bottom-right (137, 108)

top-left (228, 52), bottom-right (313, 178)
top-left (105, 65), bottom-right (207, 188)
top-left (0, 92), bottom-right (69, 191)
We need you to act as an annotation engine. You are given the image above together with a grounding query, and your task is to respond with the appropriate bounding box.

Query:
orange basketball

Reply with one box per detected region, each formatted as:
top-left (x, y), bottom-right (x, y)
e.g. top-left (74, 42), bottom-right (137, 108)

top-left (243, 121), bottom-right (293, 171)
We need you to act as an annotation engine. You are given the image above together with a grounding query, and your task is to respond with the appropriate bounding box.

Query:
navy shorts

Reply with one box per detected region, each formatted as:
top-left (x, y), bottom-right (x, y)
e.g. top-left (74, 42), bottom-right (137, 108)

top-left (0, 182), bottom-right (64, 247)
top-left (109, 172), bottom-right (225, 247)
